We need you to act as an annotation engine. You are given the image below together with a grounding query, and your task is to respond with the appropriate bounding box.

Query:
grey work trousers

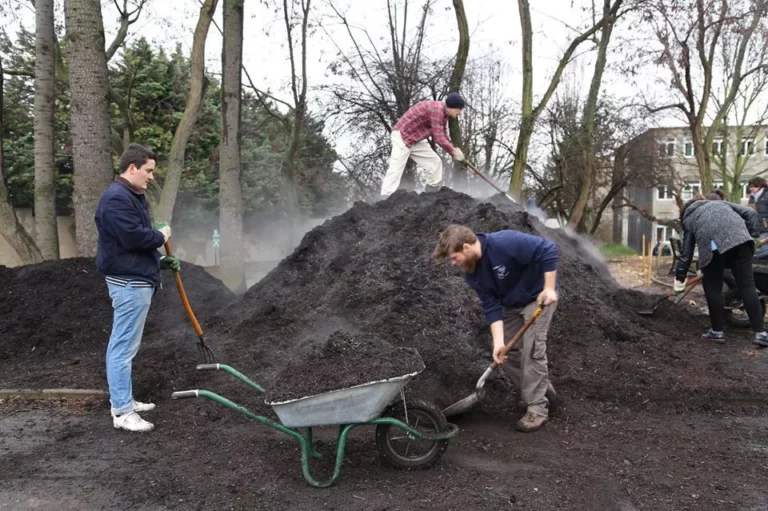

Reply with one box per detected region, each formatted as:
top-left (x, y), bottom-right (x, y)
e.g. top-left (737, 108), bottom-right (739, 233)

top-left (500, 300), bottom-right (557, 416)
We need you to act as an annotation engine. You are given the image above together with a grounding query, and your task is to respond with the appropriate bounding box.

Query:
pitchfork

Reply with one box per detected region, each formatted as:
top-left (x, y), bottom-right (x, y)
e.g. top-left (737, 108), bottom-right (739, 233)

top-left (164, 241), bottom-right (216, 363)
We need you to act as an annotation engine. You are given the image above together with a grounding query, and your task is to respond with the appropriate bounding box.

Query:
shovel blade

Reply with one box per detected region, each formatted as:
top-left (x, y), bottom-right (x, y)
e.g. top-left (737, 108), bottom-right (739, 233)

top-left (636, 308), bottom-right (656, 316)
top-left (442, 393), bottom-right (479, 417)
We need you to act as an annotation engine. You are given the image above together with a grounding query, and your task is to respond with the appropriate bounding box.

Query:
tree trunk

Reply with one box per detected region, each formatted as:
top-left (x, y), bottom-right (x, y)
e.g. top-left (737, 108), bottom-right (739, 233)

top-left (282, 0), bottom-right (311, 216)
top-left (0, 57), bottom-right (44, 264)
top-left (34, 0), bottom-right (59, 260)
top-left (219, 0), bottom-right (246, 294)
top-left (157, 0), bottom-right (218, 223)
top-left (569, 0), bottom-right (620, 230)
top-left (509, 0), bottom-right (617, 198)
top-left (447, 0), bottom-right (469, 187)
top-left (64, 0), bottom-right (115, 257)
top-left (509, 0), bottom-right (534, 197)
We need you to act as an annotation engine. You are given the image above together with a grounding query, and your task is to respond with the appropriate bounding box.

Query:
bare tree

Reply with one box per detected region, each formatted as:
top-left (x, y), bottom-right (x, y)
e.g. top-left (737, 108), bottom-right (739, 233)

top-left (282, 0), bottom-right (312, 215)
top-left (446, 0), bottom-right (469, 185)
top-left (65, 0), bottom-right (115, 256)
top-left (569, 0), bottom-right (623, 229)
top-left (156, 0), bottom-right (218, 223)
top-left (34, 0), bottom-right (58, 260)
top-left (0, 55), bottom-right (44, 264)
top-left (641, 0), bottom-right (768, 193)
top-left (322, 0), bottom-right (449, 193)
top-left (219, 0), bottom-right (246, 293)
top-left (508, 0), bottom-right (625, 197)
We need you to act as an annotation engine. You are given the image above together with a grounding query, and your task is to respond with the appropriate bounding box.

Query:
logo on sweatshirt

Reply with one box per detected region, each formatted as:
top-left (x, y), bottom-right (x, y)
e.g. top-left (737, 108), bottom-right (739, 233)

top-left (493, 264), bottom-right (509, 280)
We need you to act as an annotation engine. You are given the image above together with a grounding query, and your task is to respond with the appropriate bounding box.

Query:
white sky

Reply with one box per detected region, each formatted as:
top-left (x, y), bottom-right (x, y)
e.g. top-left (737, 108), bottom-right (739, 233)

top-left (3, 0), bottom-right (760, 160)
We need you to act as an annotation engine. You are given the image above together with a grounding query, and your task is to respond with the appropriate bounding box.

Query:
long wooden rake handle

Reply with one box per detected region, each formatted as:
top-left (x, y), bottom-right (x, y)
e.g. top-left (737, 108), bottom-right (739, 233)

top-left (164, 241), bottom-right (204, 338)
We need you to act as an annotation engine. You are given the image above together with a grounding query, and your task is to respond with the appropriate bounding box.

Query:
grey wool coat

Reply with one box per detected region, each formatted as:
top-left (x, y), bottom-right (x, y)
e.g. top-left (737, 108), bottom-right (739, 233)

top-left (674, 200), bottom-right (760, 281)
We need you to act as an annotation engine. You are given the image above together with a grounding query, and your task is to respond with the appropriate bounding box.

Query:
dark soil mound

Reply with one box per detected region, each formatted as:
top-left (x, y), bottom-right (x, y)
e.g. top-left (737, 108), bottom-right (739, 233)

top-left (265, 330), bottom-right (424, 402)
top-left (0, 258), bottom-right (236, 389)
top-left (200, 188), bottom-right (763, 416)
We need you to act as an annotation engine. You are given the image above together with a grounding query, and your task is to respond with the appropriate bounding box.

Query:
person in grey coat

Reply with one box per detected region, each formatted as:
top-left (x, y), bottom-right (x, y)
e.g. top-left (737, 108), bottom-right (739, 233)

top-left (674, 198), bottom-right (768, 346)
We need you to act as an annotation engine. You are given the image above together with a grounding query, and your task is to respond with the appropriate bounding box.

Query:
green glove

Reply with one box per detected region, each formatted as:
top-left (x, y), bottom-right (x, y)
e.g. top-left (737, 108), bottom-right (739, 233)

top-left (153, 221), bottom-right (171, 242)
top-left (160, 255), bottom-right (181, 271)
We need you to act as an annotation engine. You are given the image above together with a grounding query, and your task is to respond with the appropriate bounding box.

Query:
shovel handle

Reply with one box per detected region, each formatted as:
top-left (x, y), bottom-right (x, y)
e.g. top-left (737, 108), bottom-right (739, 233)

top-left (464, 161), bottom-right (517, 203)
top-left (164, 241), bottom-right (204, 338)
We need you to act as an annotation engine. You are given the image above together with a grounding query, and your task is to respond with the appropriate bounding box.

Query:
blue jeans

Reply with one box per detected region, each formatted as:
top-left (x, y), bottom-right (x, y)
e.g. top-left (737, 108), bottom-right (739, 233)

top-left (106, 282), bottom-right (153, 415)
top-left (756, 233), bottom-right (768, 260)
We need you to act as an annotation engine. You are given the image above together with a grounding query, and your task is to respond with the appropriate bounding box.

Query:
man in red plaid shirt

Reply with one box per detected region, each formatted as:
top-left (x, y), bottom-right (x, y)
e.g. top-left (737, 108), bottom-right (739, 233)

top-left (380, 92), bottom-right (466, 197)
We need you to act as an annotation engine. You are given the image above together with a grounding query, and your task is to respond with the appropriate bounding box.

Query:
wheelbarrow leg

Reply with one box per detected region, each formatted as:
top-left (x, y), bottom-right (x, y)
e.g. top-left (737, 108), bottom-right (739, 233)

top-left (299, 423), bottom-right (359, 488)
top-left (304, 428), bottom-right (321, 460)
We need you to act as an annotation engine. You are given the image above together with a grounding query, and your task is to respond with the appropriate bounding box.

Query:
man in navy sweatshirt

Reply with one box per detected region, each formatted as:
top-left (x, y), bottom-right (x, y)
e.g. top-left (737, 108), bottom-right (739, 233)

top-left (95, 143), bottom-right (179, 433)
top-left (434, 224), bottom-right (559, 432)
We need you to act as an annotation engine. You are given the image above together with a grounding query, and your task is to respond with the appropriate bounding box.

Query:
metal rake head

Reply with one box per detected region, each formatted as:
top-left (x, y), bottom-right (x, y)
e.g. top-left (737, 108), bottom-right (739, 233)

top-left (197, 339), bottom-right (216, 363)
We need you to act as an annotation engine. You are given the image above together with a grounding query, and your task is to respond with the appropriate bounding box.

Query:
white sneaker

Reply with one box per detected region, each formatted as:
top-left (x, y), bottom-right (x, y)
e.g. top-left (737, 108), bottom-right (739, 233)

top-left (111, 400), bottom-right (156, 416)
top-left (113, 412), bottom-right (154, 432)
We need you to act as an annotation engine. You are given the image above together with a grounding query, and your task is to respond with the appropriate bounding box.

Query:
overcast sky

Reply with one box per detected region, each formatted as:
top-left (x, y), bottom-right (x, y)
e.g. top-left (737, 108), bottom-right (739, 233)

top-left (5, 0), bottom-right (759, 159)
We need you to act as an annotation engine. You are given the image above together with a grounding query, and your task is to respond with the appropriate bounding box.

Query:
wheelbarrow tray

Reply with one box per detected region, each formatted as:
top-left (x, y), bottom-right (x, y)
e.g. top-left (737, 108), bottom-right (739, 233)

top-left (266, 370), bottom-right (422, 428)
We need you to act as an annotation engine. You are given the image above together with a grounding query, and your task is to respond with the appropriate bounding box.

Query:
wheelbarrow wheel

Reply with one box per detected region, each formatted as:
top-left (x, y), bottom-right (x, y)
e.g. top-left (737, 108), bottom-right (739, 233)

top-left (375, 398), bottom-right (449, 470)
top-left (723, 281), bottom-right (766, 328)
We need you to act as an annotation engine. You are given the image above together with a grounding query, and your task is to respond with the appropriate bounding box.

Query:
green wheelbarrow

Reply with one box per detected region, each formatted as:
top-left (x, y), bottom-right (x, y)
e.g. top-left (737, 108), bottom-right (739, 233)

top-left (171, 364), bottom-right (459, 488)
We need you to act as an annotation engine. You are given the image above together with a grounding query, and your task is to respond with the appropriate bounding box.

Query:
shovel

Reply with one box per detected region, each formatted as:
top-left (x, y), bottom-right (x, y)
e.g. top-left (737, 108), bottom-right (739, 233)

top-left (443, 306), bottom-right (545, 417)
top-left (463, 161), bottom-right (517, 203)
top-left (636, 275), bottom-right (702, 316)
top-left (164, 241), bottom-right (216, 363)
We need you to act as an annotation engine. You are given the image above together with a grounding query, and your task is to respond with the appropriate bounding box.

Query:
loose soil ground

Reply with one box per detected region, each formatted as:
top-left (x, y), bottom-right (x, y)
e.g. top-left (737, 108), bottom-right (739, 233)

top-left (1, 189), bottom-right (767, 510)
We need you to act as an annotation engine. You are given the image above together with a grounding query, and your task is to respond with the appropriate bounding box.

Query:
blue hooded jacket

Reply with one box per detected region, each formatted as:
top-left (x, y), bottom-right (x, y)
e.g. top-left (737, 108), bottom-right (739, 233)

top-left (94, 179), bottom-right (165, 286)
top-left (464, 230), bottom-right (559, 323)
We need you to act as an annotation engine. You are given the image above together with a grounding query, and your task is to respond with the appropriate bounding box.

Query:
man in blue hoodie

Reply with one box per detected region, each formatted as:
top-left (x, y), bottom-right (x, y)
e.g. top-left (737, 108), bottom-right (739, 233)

top-left (95, 143), bottom-right (180, 433)
top-left (434, 224), bottom-right (559, 432)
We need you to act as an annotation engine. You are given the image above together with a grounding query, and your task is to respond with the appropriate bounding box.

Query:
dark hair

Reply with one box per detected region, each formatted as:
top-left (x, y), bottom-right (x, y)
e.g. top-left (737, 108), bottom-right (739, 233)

top-left (679, 197), bottom-right (704, 223)
top-left (119, 143), bottom-right (157, 174)
top-left (706, 189), bottom-right (725, 200)
top-left (749, 176), bottom-right (767, 189)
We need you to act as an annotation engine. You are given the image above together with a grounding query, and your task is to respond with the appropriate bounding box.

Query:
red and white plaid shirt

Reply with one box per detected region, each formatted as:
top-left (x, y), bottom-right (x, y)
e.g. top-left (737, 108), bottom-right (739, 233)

top-left (393, 100), bottom-right (455, 154)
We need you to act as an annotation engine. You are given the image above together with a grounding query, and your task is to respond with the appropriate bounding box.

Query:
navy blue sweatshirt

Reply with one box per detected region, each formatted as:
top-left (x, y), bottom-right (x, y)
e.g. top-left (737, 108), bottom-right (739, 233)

top-left (94, 179), bottom-right (165, 286)
top-left (464, 231), bottom-right (559, 323)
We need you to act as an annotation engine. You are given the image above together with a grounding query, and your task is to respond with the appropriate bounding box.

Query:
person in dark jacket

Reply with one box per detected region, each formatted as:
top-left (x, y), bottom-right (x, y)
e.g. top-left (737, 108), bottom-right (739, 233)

top-left (434, 224), bottom-right (559, 432)
top-left (95, 143), bottom-right (180, 432)
top-left (748, 176), bottom-right (768, 259)
top-left (674, 198), bottom-right (768, 346)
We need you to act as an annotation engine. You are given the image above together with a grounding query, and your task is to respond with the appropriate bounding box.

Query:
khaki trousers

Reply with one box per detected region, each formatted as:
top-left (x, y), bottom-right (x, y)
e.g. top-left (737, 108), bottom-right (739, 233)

top-left (500, 300), bottom-right (556, 416)
top-left (380, 130), bottom-right (443, 196)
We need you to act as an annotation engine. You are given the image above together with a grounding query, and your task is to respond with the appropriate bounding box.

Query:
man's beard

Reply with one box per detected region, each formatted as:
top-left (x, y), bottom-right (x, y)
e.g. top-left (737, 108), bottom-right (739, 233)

top-left (461, 254), bottom-right (479, 273)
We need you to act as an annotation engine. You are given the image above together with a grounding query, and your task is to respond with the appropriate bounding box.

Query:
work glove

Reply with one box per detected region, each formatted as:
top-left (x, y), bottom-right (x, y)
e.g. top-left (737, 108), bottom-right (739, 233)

top-left (452, 147), bottom-right (465, 162)
top-left (673, 279), bottom-right (687, 294)
top-left (153, 221), bottom-right (171, 243)
top-left (160, 255), bottom-right (181, 272)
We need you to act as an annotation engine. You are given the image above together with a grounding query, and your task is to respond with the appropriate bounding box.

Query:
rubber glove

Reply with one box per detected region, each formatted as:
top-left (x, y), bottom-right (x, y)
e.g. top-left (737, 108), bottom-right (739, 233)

top-left (160, 255), bottom-right (181, 271)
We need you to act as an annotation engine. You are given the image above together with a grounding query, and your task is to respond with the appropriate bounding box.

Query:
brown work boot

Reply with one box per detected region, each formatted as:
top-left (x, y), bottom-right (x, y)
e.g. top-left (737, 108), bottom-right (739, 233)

top-left (516, 411), bottom-right (549, 433)
top-left (545, 382), bottom-right (557, 403)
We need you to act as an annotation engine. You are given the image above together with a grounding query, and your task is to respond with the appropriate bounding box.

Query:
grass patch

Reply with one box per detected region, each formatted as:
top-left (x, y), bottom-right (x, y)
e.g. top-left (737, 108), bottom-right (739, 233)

top-left (600, 243), bottom-right (637, 256)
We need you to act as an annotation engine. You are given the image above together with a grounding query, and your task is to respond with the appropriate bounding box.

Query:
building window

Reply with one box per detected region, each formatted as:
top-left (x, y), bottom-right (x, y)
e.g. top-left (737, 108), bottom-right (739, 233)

top-left (658, 137), bottom-right (676, 157)
top-left (680, 181), bottom-right (701, 200)
top-left (657, 185), bottom-right (674, 200)
top-left (656, 226), bottom-right (668, 243)
top-left (684, 140), bottom-right (695, 157)
top-left (712, 139), bottom-right (725, 156)
top-left (765, 137), bottom-right (768, 156)
top-left (742, 138), bottom-right (755, 156)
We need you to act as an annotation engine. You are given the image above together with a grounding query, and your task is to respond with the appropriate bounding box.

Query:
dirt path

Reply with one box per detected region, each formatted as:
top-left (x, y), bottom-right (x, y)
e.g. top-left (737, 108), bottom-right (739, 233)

top-left (1, 395), bottom-right (767, 511)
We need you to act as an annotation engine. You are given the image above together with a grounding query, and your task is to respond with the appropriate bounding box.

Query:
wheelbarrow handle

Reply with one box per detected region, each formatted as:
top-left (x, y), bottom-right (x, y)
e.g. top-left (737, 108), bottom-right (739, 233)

top-left (171, 390), bottom-right (199, 399)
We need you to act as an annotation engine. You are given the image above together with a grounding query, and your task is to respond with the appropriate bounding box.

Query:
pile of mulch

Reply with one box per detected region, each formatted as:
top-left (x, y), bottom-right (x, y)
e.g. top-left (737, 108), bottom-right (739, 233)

top-left (265, 330), bottom-right (424, 403)
top-left (194, 188), bottom-right (766, 416)
top-left (0, 258), bottom-right (236, 389)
